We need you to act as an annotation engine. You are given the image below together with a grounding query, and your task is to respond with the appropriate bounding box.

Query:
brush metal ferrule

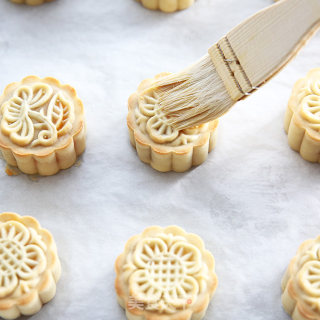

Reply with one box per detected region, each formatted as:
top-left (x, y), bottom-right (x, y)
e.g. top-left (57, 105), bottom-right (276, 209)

top-left (209, 37), bottom-right (255, 101)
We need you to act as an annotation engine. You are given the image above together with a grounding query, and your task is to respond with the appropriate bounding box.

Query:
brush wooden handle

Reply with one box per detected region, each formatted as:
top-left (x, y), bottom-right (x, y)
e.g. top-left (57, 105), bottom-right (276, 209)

top-left (209, 0), bottom-right (320, 101)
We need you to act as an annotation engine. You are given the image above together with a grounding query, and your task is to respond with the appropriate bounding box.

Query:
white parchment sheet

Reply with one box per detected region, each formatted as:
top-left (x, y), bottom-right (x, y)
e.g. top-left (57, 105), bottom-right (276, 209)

top-left (0, 0), bottom-right (319, 319)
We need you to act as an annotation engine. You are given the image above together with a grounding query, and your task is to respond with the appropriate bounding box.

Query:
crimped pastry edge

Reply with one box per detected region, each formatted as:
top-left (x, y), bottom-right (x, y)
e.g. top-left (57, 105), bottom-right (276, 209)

top-left (0, 212), bottom-right (61, 320)
top-left (115, 225), bottom-right (218, 320)
top-left (284, 70), bottom-right (320, 163)
top-left (10, 0), bottom-right (54, 5)
top-left (136, 0), bottom-right (195, 13)
top-left (127, 74), bottom-right (219, 173)
top-left (0, 76), bottom-right (86, 176)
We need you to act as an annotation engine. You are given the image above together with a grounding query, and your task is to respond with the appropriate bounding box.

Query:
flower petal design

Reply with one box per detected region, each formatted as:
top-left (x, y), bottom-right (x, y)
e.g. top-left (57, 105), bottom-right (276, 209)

top-left (47, 92), bottom-right (74, 137)
top-left (0, 221), bottom-right (30, 246)
top-left (29, 228), bottom-right (47, 252)
top-left (30, 110), bottom-right (57, 147)
top-left (299, 261), bottom-right (320, 299)
top-left (133, 238), bottom-right (168, 268)
top-left (17, 244), bottom-right (46, 280)
top-left (298, 80), bottom-right (320, 103)
top-left (298, 243), bottom-right (320, 269)
top-left (0, 238), bottom-right (25, 298)
top-left (116, 227), bottom-right (217, 319)
top-left (129, 233), bottom-right (207, 314)
top-left (0, 213), bottom-right (60, 319)
top-left (130, 269), bottom-right (162, 304)
top-left (163, 275), bottom-right (199, 309)
top-left (139, 88), bottom-right (179, 143)
top-left (282, 237), bottom-right (320, 318)
top-left (146, 115), bottom-right (179, 143)
top-left (127, 74), bottom-right (219, 172)
top-left (0, 220), bottom-right (47, 297)
top-left (284, 69), bottom-right (320, 163)
top-left (311, 80), bottom-right (320, 96)
top-left (14, 86), bottom-right (33, 105)
top-left (1, 100), bottom-right (35, 146)
top-left (134, 107), bottom-right (148, 133)
top-left (23, 84), bottom-right (52, 110)
top-left (169, 241), bottom-right (202, 275)
top-left (139, 90), bottom-right (159, 117)
top-left (300, 94), bottom-right (320, 130)
top-left (0, 82), bottom-right (74, 147)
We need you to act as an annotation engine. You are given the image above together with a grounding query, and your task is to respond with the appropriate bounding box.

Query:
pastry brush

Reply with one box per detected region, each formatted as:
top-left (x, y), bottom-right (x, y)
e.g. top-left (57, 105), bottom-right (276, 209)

top-left (150, 0), bottom-right (320, 130)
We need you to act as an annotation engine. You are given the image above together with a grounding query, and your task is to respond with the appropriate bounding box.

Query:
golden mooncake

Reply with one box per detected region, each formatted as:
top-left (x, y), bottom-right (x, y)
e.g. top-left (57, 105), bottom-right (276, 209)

top-left (115, 226), bottom-right (218, 320)
top-left (0, 212), bottom-right (61, 319)
top-left (127, 73), bottom-right (219, 172)
top-left (284, 68), bottom-right (320, 163)
top-left (0, 76), bottom-right (86, 175)
top-left (136, 0), bottom-right (195, 13)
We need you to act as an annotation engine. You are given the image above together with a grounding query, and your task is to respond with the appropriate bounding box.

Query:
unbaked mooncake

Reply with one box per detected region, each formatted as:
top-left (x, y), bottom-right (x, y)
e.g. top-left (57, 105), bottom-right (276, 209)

top-left (284, 68), bottom-right (320, 163)
top-left (282, 236), bottom-right (320, 320)
top-left (127, 73), bottom-right (219, 172)
top-left (10, 0), bottom-right (54, 5)
top-left (0, 212), bottom-right (61, 319)
top-left (136, 0), bottom-right (195, 13)
top-left (115, 226), bottom-right (218, 320)
top-left (0, 76), bottom-right (86, 175)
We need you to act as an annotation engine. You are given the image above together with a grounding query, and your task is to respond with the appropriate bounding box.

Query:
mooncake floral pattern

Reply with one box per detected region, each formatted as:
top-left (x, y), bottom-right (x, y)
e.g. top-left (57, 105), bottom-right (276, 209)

top-left (116, 226), bottom-right (218, 320)
top-left (124, 233), bottom-right (205, 313)
top-left (296, 240), bottom-right (320, 310)
top-left (138, 88), bottom-right (210, 145)
top-left (1, 83), bottom-right (74, 147)
top-left (0, 220), bottom-right (47, 298)
top-left (298, 80), bottom-right (320, 131)
top-left (139, 90), bottom-right (179, 143)
top-left (281, 236), bottom-right (320, 319)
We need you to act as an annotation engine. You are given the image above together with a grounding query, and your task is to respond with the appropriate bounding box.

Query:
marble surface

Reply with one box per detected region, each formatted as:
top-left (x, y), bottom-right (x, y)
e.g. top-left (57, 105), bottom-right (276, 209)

top-left (0, 0), bottom-right (319, 319)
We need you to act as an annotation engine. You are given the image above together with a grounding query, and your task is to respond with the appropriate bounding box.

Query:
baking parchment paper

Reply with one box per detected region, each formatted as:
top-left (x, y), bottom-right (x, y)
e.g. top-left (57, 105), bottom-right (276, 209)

top-left (0, 0), bottom-right (319, 319)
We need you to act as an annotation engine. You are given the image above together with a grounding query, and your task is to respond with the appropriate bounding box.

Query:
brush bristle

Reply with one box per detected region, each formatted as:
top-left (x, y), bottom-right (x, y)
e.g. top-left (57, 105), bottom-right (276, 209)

top-left (152, 54), bottom-right (234, 130)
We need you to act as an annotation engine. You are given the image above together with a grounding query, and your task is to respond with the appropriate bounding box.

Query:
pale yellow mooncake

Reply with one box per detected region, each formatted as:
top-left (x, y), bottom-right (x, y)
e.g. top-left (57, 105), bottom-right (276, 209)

top-left (136, 0), bottom-right (195, 13)
top-left (115, 226), bottom-right (218, 320)
top-left (127, 73), bottom-right (219, 172)
top-left (0, 212), bottom-right (61, 319)
top-left (282, 236), bottom-right (320, 320)
top-left (284, 68), bottom-right (320, 163)
top-left (0, 76), bottom-right (86, 175)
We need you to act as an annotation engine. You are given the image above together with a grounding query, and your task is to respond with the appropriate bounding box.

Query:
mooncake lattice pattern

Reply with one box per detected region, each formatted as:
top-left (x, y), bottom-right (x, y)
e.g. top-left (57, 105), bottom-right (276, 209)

top-left (116, 226), bottom-right (218, 320)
